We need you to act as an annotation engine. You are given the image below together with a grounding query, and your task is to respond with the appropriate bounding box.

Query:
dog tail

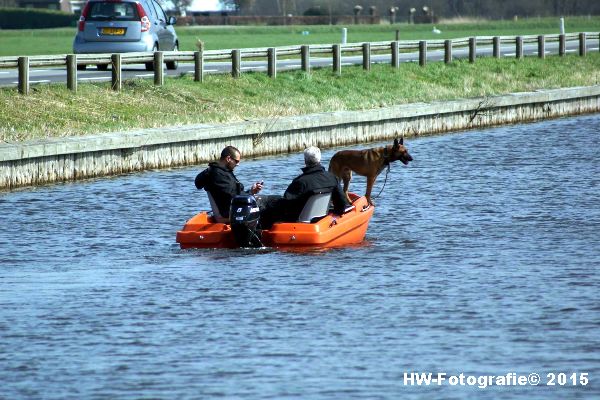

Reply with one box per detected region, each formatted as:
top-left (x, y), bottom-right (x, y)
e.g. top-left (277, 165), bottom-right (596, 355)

top-left (327, 153), bottom-right (338, 173)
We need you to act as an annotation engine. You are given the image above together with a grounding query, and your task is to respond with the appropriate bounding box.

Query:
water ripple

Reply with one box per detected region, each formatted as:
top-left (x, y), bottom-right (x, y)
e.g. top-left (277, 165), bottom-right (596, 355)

top-left (1, 115), bottom-right (599, 399)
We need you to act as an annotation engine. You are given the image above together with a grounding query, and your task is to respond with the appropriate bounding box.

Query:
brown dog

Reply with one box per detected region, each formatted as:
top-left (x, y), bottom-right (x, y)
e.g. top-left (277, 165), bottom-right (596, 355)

top-left (328, 137), bottom-right (413, 205)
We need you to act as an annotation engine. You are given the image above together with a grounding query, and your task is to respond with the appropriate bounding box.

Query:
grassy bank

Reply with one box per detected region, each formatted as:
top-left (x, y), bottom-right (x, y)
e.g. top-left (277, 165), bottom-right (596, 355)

top-left (0, 16), bottom-right (599, 56)
top-left (1, 53), bottom-right (599, 143)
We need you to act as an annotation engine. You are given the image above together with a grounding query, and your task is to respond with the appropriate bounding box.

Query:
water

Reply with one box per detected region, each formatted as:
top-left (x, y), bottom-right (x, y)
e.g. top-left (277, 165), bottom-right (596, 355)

top-left (1, 115), bottom-right (599, 399)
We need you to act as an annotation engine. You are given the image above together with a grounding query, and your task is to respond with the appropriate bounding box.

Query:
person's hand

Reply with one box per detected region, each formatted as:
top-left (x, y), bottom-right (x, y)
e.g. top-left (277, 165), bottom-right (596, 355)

top-left (250, 181), bottom-right (264, 194)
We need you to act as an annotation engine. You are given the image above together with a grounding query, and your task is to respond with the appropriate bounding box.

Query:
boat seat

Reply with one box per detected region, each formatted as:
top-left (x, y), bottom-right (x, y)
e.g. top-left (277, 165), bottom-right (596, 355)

top-left (206, 192), bottom-right (229, 223)
top-left (297, 191), bottom-right (332, 223)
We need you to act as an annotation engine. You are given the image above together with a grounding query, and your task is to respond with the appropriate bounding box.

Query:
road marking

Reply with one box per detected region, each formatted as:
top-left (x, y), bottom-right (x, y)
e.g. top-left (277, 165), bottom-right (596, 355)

top-left (0, 71), bottom-right (10, 75)
top-left (11, 80), bottom-right (51, 84)
top-left (135, 74), bottom-right (154, 78)
top-left (241, 66), bottom-right (265, 70)
top-left (79, 77), bottom-right (111, 81)
top-left (505, 53), bottom-right (516, 57)
top-left (205, 69), bottom-right (219, 72)
top-left (566, 49), bottom-right (577, 53)
top-left (590, 47), bottom-right (599, 51)
top-left (342, 62), bottom-right (354, 66)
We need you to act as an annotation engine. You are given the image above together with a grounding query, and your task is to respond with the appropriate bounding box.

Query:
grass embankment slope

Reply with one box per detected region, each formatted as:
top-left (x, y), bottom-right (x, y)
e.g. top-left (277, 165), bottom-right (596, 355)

top-left (1, 17), bottom-right (599, 143)
top-left (2, 53), bottom-right (599, 143)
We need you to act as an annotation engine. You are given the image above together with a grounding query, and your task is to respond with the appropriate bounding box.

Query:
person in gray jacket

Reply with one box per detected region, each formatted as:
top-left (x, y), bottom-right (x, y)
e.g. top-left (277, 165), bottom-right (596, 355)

top-left (260, 146), bottom-right (351, 228)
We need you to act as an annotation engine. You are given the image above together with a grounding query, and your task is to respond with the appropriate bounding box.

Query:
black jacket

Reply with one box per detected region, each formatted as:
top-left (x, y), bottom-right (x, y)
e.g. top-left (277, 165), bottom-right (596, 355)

top-left (282, 164), bottom-right (351, 221)
top-left (195, 162), bottom-right (244, 217)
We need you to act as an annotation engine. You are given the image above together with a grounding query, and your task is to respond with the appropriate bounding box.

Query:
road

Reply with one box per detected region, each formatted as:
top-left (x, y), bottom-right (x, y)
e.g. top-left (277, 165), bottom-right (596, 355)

top-left (0, 41), bottom-right (596, 87)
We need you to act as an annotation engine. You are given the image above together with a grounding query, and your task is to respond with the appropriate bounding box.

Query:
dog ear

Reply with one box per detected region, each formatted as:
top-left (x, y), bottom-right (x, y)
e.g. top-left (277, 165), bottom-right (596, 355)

top-left (399, 136), bottom-right (404, 145)
top-left (393, 138), bottom-right (399, 148)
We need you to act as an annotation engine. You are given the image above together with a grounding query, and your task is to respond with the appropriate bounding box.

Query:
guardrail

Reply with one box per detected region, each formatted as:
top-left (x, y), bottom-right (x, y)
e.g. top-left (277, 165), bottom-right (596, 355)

top-left (1, 32), bottom-right (598, 95)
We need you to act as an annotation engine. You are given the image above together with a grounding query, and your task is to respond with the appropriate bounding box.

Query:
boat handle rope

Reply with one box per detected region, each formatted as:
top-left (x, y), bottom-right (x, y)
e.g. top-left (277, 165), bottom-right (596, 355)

top-left (251, 228), bottom-right (265, 247)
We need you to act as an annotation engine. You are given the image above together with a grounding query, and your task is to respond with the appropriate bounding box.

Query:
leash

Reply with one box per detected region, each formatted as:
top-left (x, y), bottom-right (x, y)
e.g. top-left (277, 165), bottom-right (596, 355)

top-left (372, 163), bottom-right (391, 200)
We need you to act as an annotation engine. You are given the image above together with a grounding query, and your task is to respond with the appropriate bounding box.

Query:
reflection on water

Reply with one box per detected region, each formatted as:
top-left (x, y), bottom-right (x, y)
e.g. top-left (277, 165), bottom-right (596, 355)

top-left (1, 114), bottom-right (599, 399)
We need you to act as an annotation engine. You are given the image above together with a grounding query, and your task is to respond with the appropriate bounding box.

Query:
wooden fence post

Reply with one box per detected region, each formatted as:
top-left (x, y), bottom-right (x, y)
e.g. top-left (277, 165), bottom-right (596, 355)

top-left (516, 36), bottom-right (523, 59)
top-left (579, 32), bottom-right (586, 56)
top-left (362, 42), bottom-right (370, 70)
top-left (444, 39), bottom-right (452, 64)
top-left (18, 56), bottom-right (29, 95)
top-left (538, 35), bottom-right (545, 59)
top-left (419, 40), bottom-right (427, 66)
top-left (469, 37), bottom-right (476, 63)
top-left (493, 36), bottom-right (500, 58)
top-left (154, 51), bottom-right (164, 86)
top-left (333, 44), bottom-right (341, 76)
top-left (301, 45), bottom-right (310, 73)
top-left (559, 34), bottom-right (566, 56)
top-left (194, 51), bottom-right (204, 82)
top-left (391, 41), bottom-right (399, 68)
top-left (232, 49), bottom-right (240, 78)
top-left (268, 47), bottom-right (277, 78)
top-left (66, 54), bottom-right (77, 92)
top-left (111, 54), bottom-right (121, 91)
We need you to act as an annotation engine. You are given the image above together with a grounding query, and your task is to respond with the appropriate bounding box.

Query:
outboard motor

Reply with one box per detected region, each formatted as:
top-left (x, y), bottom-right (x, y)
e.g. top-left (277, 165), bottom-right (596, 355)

top-left (230, 195), bottom-right (263, 247)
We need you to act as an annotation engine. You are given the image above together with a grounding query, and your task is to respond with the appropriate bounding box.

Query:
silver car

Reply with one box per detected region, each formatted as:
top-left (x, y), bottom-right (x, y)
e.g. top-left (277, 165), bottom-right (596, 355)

top-left (73, 0), bottom-right (178, 71)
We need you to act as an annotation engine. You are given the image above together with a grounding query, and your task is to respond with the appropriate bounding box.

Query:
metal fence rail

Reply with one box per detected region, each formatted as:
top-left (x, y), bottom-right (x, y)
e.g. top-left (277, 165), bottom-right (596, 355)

top-left (1, 32), bottom-right (598, 95)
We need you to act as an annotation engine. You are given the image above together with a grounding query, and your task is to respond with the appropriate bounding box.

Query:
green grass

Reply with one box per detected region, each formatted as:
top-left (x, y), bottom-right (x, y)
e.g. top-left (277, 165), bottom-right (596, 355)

top-left (0, 16), bottom-right (599, 56)
top-left (2, 53), bottom-right (599, 142)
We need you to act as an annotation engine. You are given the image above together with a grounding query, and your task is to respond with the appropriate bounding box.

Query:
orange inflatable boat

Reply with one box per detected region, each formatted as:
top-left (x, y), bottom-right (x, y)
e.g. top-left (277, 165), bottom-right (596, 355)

top-left (176, 192), bottom-right (374, 249)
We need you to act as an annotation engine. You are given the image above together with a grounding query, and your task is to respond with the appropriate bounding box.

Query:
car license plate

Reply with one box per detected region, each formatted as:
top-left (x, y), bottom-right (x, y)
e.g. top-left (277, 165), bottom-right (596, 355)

top-left (101, 27), bottom-right (125, 35)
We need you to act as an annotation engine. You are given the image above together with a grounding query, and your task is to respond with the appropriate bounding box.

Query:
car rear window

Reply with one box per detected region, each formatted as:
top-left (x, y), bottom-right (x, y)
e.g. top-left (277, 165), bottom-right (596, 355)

top-left (88, 2), bottom-right (140, 21)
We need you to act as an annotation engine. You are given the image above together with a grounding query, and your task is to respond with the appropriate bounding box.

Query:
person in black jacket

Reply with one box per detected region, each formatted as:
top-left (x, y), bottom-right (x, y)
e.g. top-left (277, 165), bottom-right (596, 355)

top-left (194, 146), bottom-right (263, 218)
top-left (260, 146), bottom-right (352, 228)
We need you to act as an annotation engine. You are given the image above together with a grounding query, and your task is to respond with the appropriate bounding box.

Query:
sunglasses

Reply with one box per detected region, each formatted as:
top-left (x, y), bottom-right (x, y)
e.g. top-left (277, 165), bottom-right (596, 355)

top-left (229, 156), bottom-right (240, 165)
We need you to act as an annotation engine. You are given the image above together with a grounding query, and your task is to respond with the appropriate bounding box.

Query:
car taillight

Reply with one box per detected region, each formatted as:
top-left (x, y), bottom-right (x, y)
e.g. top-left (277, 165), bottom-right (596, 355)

top-left (136, 3), bottom-right (151, 32)
top-left (78, 2), bottom-right (91, 32)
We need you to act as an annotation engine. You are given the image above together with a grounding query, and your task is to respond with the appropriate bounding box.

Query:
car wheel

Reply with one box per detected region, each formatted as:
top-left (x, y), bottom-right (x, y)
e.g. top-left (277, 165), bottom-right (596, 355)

top-left (166, 44), bottom-right (179, 70)
top-left (97, 64), bottom-right (108, 71)
top-left (77, 64), bottom-right (87, 71)
top-left (145, 44), bottom-right (158, 71)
